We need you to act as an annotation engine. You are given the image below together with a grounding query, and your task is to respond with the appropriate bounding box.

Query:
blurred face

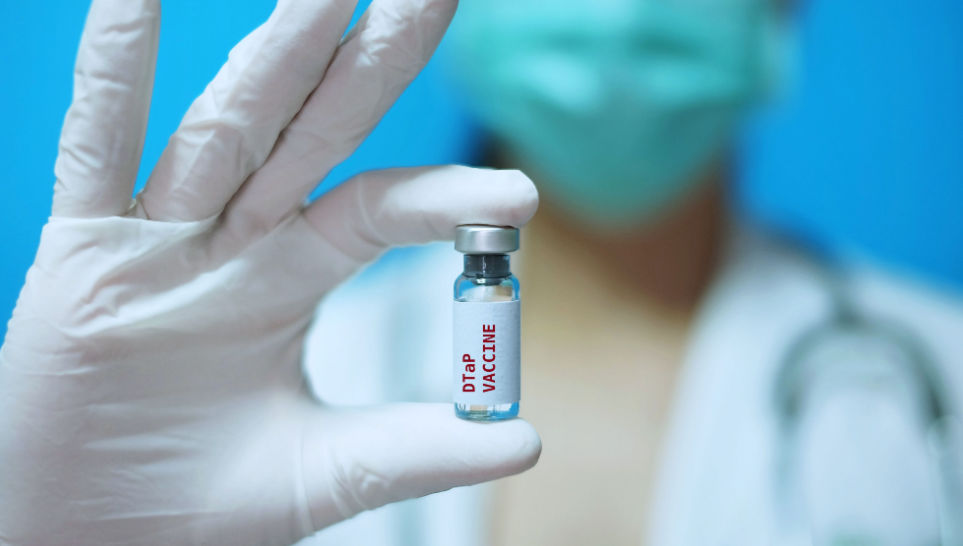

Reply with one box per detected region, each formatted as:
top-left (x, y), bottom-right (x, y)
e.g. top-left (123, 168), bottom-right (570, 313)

top-left (449, 0), bottom-right (777, 231)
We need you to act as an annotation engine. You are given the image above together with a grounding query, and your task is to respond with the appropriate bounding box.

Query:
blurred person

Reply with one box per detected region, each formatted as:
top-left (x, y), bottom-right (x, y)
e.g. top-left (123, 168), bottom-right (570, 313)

top-left (441, 0), bottom-right (963, 544)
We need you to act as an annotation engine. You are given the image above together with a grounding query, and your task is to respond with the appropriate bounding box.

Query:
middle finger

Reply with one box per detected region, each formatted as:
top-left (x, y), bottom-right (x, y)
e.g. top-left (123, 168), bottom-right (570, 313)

top-left (224, 0), bottom-right (459, 237)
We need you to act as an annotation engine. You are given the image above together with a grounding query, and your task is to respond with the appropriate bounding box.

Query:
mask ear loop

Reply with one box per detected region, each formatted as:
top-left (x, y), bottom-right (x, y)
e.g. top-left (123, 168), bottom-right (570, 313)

top-left (770, 261), bottom-right (957, 544)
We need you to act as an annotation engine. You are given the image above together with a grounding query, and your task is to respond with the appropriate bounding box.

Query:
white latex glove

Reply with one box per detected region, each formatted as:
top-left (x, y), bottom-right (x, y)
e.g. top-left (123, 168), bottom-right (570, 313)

top-left (0, 1), bottom-right (541, 545)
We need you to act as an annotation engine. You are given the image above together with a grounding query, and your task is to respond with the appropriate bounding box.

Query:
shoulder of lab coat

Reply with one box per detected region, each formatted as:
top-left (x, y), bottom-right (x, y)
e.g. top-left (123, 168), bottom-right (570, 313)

top-left (647, 227), bottom-right (963, 545)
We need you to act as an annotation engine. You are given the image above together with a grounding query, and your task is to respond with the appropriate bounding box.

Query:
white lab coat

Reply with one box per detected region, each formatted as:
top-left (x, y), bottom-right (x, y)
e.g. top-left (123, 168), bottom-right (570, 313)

top-left (296, 231), bottom-right (963, 545)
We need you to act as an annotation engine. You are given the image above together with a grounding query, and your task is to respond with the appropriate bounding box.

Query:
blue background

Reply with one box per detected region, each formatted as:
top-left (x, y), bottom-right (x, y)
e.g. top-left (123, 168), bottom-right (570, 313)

top-left (737, 0), bottom-right (963, 293)
top-left (1, 0), bottom-right (961, 340)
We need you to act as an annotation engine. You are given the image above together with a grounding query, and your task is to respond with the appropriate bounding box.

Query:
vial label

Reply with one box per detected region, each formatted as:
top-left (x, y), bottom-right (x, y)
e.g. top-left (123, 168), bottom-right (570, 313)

top-left (453, 300), bottom-right (520, 406)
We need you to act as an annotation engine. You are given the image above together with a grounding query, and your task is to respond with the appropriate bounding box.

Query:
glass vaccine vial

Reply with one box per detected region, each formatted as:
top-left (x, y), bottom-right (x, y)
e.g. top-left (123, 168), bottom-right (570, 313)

top-left (453, 225), bottom-right (521, 421)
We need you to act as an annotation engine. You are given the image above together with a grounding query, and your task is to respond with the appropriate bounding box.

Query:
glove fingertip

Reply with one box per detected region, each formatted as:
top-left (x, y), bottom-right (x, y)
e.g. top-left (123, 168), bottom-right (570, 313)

top-left (490, 417), bottom-right (542, 477)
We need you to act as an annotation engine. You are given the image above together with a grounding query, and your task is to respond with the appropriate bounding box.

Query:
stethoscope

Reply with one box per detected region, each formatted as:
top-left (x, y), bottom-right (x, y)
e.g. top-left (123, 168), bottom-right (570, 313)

top-left (771, 261), bottom-right (963, 545)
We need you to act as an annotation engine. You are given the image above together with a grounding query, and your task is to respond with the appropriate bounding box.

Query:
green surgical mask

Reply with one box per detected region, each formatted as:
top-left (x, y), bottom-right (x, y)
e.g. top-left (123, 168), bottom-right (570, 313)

top-left (447, 0), bottom-right (781, 229)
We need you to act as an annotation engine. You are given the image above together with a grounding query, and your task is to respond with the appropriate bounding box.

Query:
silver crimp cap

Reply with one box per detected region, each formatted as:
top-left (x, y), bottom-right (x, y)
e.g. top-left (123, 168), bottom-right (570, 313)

top-left (454, 224), bottom-right (519, 254)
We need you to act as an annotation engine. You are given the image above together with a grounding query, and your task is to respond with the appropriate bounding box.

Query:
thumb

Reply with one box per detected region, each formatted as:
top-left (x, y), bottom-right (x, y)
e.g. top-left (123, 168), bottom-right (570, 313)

top-left (301, 165), bottom-right (539, 264)
top-left (301, 403), bottom-right (541, 531)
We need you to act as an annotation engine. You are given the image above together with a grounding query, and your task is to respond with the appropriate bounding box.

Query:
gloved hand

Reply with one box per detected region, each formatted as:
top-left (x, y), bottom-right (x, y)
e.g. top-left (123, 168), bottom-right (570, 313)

top-left (0, 1), bottom-right (540, 545)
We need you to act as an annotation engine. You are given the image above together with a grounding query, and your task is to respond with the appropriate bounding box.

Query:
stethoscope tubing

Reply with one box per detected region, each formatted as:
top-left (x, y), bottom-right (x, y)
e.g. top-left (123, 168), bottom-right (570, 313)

top-left (771, 266), bottom-right (961, 544)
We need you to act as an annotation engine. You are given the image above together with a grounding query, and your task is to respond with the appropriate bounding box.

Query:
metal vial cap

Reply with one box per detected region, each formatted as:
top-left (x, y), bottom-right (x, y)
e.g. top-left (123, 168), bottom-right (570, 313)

top-left (454, 224), bottom-right (519, 254)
